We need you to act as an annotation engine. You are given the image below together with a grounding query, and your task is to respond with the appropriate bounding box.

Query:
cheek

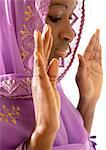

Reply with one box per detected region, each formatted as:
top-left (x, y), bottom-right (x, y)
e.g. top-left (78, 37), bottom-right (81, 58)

top-left (51, 26), bottom-right (60, 48)
top-left (52, 32), bottom-right (57, 48)
top-left (45, 19), bottom-right (60, 48)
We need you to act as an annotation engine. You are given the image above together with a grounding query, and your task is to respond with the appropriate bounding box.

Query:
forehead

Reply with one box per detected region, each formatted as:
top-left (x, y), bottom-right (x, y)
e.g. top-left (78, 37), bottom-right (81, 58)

top-left (50, 0), bottom-right (77, 8)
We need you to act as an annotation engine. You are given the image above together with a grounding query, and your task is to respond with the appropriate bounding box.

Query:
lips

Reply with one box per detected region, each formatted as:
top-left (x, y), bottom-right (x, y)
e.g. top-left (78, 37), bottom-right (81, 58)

top-left (53, 48), bottom-right (68, 58)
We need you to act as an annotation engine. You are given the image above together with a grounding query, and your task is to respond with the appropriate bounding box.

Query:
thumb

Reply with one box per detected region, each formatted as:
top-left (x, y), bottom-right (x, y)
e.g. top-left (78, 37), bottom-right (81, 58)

top-left (47, 58), bottom-right (59, 89)
top-left (78, 54), bottom-right (86, 67)
top-left (76, 54), bottom-right (87, 82)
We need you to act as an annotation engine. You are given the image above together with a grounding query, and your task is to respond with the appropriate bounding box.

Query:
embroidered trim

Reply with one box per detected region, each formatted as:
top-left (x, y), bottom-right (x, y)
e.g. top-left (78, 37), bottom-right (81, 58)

top-left (0, 105), bottom-right (20, 124)
top-left (19, 4), bottom-right (35, 73)
top-left (90, 136), bottom-right (97, 150)
top-left (19, 0), bottom-right (85, 82)
top-left (57, 0), bottom-right (85, 81)
top-left (0, 78), bottom-right (32, 99)
top-left (20, 46), bottom-right (30, 61)
top-left (20, 24), bottom-right (32, 40)
top-left (24, 5), bottom-right (35, 21)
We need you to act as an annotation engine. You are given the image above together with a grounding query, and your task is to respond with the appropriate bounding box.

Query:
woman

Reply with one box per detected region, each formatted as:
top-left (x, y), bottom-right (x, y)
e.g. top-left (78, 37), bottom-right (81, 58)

top-left (0, 0), bottom-right (103, 149)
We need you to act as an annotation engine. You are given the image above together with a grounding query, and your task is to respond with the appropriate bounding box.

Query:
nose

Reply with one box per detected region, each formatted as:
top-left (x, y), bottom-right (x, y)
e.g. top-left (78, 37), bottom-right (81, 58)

top-left (59, 24), bottom-right (75, 43)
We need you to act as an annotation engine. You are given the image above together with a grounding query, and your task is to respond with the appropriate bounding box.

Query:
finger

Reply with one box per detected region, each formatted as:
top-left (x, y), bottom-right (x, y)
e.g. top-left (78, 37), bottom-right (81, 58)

top-left (34, 30), bottom-right (44, 60)
top-left (93, 29), bottom-right (102, 62)
top-left (78, 54), bottom-right (86, 67)
top-left (91, 36), bottom-right (99, 59)
top-left (99, 44), bottom-right (102, 65)
top-left (47, 59), bottom-right (60, 113)
top-left (47, 58), bottom-right (59, 90)
top-left (46, 34), bottom-right (53, 60)
top-left (32, 51), bottom-right (51, 89)
top-left (94, 44), bottom-right (102, 64)
top-left (96, 29), bottom-right (100, 41)
top-left (55, 90), bottom-right (61, 114)
top-left (42, 23), bottom-right (48, 40)
top-left (84, 33), bottom-right (96, 60)
top-left (44, 35), bottom-right (53, 67)
top-left (76, 54), bottom-right (87, 81)
top-left (42, 24), bottom-right (52, 58)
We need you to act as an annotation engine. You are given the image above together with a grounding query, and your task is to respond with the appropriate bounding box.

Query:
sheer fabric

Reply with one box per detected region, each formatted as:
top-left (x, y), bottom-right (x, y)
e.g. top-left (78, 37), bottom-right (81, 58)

top-left (0, 0), bottom-right (96, 149)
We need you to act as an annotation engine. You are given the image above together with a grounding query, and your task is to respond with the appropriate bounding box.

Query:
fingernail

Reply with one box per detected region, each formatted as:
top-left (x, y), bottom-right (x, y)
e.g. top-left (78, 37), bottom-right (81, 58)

top-left (96, 28), bottom-right (100, 33)
top-left (78, 54), bottom-right (81, 59)
top-left (42, 23), bottom-right (48, 39)
top-left (96, 28), bottom-right (100, 40)
top-left (93, 33), bottom-right (96, 39)
top-left (34, 30), bottom-right (38, 40)
top-left (34, 30), bottom-right (38, 48)
top-left (96, 29), bottom-right (100, 35)
top-left (44, 23), bottom-right (48, 32)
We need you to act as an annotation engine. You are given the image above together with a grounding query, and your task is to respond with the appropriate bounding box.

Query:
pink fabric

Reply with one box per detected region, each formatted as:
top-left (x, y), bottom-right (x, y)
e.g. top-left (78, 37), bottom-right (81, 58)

top-left (0, 0), bottom-right (96, 149)
top-left (0, 83), bottom-right (95, 150)
top-left (0, 0), bottom-right (85, 99)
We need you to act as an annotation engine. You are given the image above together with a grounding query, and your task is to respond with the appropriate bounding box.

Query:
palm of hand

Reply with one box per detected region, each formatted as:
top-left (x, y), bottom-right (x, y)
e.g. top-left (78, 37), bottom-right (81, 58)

top-left (76, 29), bottom-right (103, 104)
top-left (32, 24), bottom-right (60, 136)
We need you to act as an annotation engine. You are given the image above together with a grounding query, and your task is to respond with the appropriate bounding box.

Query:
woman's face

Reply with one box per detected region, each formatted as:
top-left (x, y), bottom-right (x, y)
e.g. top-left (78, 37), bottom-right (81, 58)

top-left (46, 0), bottom-right (76, 61)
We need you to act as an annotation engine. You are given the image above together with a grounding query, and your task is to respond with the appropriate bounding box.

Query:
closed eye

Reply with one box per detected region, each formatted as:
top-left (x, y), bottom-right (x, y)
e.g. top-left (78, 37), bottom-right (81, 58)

top-left (69, 16), bottom-right (72, 20)
top-left (48, 14), bottom-right (77, 24)
top-left (48, 16), bottom-right (61, 23)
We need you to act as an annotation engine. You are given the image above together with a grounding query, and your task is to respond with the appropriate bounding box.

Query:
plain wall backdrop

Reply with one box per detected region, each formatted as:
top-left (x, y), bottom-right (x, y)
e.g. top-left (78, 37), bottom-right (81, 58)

top-left (61, 0), bottom-right (106, 149)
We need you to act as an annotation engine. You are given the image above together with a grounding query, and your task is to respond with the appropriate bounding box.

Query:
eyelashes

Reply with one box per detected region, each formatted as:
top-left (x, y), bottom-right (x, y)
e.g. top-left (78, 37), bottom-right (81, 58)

top-left (48, 15), bottom-right (73, 23)
top-left (48, 16), bottom-right (61, 23)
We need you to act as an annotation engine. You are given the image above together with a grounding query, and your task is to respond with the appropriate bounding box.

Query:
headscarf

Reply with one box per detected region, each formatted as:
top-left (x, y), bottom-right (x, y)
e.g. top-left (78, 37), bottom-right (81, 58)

top-left (0, 0), bottom-right (85, 98)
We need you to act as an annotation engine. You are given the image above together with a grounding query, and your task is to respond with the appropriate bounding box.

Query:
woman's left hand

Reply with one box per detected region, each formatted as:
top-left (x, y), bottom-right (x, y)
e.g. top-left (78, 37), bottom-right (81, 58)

top-left (76, 29), bottom-right (103, 106)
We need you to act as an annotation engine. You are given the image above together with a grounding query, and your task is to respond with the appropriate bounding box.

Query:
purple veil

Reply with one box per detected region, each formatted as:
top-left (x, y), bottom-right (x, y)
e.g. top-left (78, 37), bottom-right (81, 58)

top-left (0, 0), bottom-right (85, 99)
top-left (0, 0), bottom-right (51, 98)
top-left (0, 1), bottom-right (97, 150)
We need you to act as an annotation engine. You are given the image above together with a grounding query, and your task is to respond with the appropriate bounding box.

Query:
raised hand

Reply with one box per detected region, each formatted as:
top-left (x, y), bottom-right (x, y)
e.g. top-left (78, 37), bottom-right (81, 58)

top-left (27, 24), bottom-right (61, 149)
top-left (76, 29), bottom-right (103, 106)
top-left (76, 29), bottom-right (103, 132)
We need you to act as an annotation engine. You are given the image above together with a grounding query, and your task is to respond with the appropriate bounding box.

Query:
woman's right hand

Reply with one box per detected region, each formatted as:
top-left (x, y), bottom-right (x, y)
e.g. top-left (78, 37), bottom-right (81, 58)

top-left (27, 24), bottom-right (61, 150)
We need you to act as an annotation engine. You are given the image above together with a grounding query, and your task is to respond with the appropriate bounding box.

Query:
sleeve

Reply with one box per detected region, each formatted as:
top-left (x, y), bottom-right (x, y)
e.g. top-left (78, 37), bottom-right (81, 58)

top-left (53, 144), bottom-right (84, 150)
top-left (16, 142), bottom-right (95, 150)
top-left (15, 134), bottom-right (96, 150)
top-left (90, 136), bottom-right (97, 150)
top-left (16, 141), bottom-right (27, 150)
top-left (16, 143), bottom-right (84, 150)
top-left (53, 141), bottom-right (95, 150)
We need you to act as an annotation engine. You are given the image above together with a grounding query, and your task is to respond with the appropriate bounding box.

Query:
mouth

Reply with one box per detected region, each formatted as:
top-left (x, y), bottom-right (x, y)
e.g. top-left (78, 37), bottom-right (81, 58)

top-left (53, 48), bottom-right (68, 59)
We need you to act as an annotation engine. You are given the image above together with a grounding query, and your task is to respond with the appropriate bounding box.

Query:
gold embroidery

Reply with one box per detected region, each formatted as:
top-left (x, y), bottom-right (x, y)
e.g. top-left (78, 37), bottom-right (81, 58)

top-left (0, 94), bottom-right (32, 99)
top-left (0, 78), bottom-right (32, 99)
top-left (1, 79), bottom-right (16, 92)
top-left (0, 105), bottom-right (20, 124)
top-left (20, 24), bottom-right (32, 40)
top-left (27, 42), bottom-right (34, 49)
top-left (20, 47), bottom-right (29, 61)
top-left (23, 78), bottom-right (32, 87)
top-left (24, 6), bottom-right (35, 21)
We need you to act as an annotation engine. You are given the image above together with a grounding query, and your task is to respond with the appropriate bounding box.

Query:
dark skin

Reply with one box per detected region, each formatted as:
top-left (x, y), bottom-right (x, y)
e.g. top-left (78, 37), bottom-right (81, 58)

top-left (76, 30), bottom-right (103, 132)
top-left (46, 0), bottom-right (76, 61)
top-left (46, 0), bottom-right (103, 133)
top-left (27, 0), bottom-right (103, 149)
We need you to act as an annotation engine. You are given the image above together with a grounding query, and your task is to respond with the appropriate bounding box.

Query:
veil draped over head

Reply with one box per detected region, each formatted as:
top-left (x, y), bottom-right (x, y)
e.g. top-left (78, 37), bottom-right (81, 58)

top-left (0, 0), bottom-right (85, 98)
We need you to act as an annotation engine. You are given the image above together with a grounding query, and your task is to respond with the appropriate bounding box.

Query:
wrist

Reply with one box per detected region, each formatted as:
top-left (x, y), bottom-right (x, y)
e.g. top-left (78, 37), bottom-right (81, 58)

top-left (79, 95), bottom-right (98, 107)
top-left (27, 128), bottom-right (57, 150)
top-left (77, 99), bottom-right (96, 133)
top-left (78, 98), bottom-right (96, 114)
top-left (78, 100), bottom-right (95, 115)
